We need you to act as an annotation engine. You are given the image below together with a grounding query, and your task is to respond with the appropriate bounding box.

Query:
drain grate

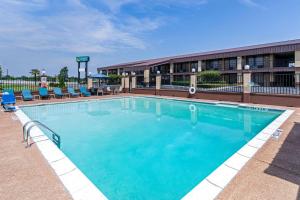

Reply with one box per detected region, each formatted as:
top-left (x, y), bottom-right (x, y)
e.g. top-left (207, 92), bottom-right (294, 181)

top-left (272, 129), bottom-right (283, 139)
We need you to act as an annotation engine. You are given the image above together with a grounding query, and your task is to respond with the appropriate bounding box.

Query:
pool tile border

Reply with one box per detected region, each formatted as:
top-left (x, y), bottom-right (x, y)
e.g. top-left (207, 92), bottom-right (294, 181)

top-left (182, 109), bottom-right (294, 200)
top-left (15, 109), bottom-right (108, 200)
top-left (15, 96), bottom-right (294, 200)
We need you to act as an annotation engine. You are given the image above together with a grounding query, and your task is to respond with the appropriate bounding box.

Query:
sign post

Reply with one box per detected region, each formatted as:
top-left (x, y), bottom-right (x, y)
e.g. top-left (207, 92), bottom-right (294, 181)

top-left (76, 56), bottom-right (90, 84)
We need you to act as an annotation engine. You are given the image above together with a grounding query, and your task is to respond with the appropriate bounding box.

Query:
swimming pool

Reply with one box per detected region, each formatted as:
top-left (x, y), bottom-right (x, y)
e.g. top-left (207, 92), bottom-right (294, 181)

top-left (20, 97), bottom-right (284, 199)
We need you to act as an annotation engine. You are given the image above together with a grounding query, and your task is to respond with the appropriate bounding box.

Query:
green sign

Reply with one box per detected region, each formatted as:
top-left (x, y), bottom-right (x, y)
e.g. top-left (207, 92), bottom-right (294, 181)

top-left (76, 56), bottom-right (90, 62)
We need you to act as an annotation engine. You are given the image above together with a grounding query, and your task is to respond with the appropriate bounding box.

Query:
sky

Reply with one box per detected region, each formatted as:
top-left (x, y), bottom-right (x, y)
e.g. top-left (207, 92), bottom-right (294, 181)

top-left (1, 0), bottom-right (300, 76)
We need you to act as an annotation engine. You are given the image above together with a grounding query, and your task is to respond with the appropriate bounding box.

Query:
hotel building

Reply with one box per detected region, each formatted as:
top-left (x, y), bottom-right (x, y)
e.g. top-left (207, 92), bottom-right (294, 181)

top-left (98, 39), bottom-right (300, 87)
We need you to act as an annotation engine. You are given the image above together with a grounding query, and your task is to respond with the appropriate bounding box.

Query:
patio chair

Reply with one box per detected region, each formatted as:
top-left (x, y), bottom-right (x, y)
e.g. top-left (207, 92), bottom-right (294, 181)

top-left (1, 92), bottom-right (16, 112)
top-left (113, 86), bottom-right (120, 95)
top-left (96, 87), bottom-right (104, 96)
top-left (80, 86), bottom-right (91, 97)
top-left (67, 87), bottom-right (79, 97)
top-left (21, 89), bottom-right (33, 101)
top-left (3, 89), bottom-right (14, 95)
top-left (53, 87), bottom-right (64, 98)
top-left (103, 86), bottom-right (113, 95)
top-left (39, 87), bottom-right (50, 99)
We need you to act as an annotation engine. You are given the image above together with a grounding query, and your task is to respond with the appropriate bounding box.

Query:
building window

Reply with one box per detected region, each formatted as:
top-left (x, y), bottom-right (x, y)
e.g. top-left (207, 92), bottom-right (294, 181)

top-left (206, 59), bottom-right (221, 70)
top-left (247, 56), bottom-right (264, 69)
top-left (224, 58), bottom-right (237, 70)
top-left (174, 62), bottom-right (190, 73)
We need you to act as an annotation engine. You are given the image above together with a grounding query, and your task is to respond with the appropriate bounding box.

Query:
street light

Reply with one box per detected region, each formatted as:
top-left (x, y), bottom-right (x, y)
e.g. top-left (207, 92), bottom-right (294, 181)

top-left (41, 69), bottom-right (46, 75)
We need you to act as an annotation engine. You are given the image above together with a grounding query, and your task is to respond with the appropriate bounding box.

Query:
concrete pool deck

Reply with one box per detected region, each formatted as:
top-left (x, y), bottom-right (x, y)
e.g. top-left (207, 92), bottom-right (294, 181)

top-left (1, 94), bottom-right (300, 200)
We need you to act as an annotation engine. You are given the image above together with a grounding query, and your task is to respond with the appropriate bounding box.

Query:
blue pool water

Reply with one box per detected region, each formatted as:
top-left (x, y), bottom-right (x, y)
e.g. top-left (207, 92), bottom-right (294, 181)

top-left (21, 97), bottom-right (282, 200)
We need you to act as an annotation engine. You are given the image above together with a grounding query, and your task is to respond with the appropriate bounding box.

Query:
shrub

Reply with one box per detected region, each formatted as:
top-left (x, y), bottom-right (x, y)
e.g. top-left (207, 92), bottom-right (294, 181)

top-left (198, 70), bottom-right (221, 82)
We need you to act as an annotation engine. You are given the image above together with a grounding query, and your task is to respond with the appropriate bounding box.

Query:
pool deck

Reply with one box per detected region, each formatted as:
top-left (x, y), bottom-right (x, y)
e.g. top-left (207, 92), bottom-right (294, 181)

top-left (1, 94), bottom-right (300, 200)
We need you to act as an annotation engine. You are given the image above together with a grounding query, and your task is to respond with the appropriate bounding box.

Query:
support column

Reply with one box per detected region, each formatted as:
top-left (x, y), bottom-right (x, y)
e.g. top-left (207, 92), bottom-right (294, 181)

top-left (197, 60), bottom-right (202, 72)
top-left (243, 71), bottom-right (251, 103)
top-left (295, 51), bottom-right (300, 68)
top-left (295, 51), bottom-right (300, 87)
top-left (121, 75), bottom-right (125, 92)
top-left (117, 68), bottom-right (120, 75)
top-left (124, 75), bottom-right (130, 92)
top-left (144, 69), bottom-right (150, 87)
top-left (131, 75), bottom-right (136, 89)
top-left (170, 63), bottom-right (174, 84)
top-left (237, 56), bottom-right (243, 84)
top-left (156, 74), bottom-right (161, 90)
top-left (269, 54), bottom-right (274, 86)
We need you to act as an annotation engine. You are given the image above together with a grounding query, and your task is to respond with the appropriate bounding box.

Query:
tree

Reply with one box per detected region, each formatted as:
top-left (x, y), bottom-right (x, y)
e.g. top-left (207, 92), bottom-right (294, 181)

top-left (30, 69), bottom-right (40, 86)
top-left (58, 66), bottom-right (68, 88)
top-left (0, 65), bottom-right (2, 78)
top-left (108, 74), bottom-right (122, 85)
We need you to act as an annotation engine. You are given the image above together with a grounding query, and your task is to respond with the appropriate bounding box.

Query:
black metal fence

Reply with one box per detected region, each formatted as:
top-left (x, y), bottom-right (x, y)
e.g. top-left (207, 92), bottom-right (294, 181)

top-left (0, 77), bottom-right (82, 92)
top-left (197, 74), bottom-right (243, 93)
top-left (251, 73), bottom-right (300, 95)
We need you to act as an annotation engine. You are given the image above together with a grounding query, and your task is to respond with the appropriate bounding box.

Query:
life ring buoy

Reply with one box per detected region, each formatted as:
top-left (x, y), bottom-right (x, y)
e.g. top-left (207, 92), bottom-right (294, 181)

top-left (189, 104), bottom-right (196, 112)
top-left (189, 87), bottom-right (196, 95)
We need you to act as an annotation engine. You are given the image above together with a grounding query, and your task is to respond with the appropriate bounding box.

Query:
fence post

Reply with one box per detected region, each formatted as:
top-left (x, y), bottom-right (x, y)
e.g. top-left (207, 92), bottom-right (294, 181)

top-left (190, 71), bottom-right (197, 88)
top-left (131, 73), bottom-right (136, 89)
top-left (144, 69), bottom-right (150, 87)
top-left (124, 74), bottom-right (130, 93)
top-left (243, 71), bottom-right (251, 103)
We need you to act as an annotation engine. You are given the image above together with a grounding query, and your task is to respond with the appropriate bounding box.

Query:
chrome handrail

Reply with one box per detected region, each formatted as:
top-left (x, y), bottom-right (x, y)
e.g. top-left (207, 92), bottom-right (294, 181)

top-left (23, 120), bottom-right (61, 148)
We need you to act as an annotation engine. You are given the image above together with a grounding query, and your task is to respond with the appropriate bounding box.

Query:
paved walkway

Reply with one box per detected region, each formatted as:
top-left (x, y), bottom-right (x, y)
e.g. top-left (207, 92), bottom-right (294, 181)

top-left (217, 108), bottom-right (300, 200)
top-left (0, 94), bottom-right (299, 200)
top-left (0, 109), bottom-right (71, 200)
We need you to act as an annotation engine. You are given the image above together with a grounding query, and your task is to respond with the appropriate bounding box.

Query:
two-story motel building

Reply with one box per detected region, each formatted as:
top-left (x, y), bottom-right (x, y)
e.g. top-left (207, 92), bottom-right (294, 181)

top-left (98, 39), bottom-right (300, 87)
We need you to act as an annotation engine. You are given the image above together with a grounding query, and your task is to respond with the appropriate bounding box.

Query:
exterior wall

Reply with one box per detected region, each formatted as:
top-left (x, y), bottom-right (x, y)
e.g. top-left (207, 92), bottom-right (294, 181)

top-left (250, 93), bottom-right (300, 107)
top-left (130, 88), bottom-right (300, 107)
top-left (194, 92), bottom-right (243, 102)
top-left (131, 88), bottom-right (156, 95)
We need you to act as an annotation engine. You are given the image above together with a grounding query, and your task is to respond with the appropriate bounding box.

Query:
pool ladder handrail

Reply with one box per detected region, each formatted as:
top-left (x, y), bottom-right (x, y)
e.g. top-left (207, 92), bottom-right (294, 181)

top-left (23, 120), bottom-right (61, 148)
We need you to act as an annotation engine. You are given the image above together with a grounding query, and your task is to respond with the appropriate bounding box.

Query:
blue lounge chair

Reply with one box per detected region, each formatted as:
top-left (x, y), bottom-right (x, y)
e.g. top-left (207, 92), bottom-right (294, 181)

top-left (67, 87), bottom-right (79, 97)
top-left (80, 86), bottom-right (91, 97)
top-left (53, 88), bottom-right (64, 98)
top-left (3, 89), bottom-right (14, 95)
top-left (39, 87), bottom-right (50, 99)
top-left (21, 89), bottom-right (33, 101)
top-left (1, 92), bottom-right (16, 112)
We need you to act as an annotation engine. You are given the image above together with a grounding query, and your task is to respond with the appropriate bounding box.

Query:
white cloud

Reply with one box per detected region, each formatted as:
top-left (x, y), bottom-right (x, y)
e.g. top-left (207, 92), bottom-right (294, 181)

top-left (101, 0), bottom-right (207, 12)
top-left (0, 0), bottom-right (207, 54)
top-left (0, 0), bottom-right (160, 53)
top-left (239, 0), bottom-right (264, 8)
